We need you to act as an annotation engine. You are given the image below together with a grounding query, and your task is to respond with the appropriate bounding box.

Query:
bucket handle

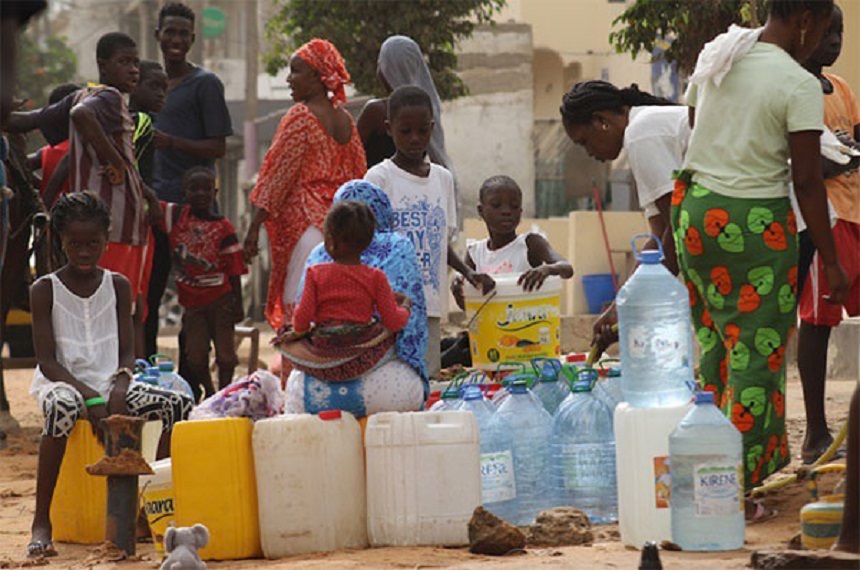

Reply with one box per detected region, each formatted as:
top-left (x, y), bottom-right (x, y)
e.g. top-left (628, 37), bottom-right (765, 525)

top-left (808, 463), bottom-right (846, 501)
top-left (630, 233), bottom-right (664, 263)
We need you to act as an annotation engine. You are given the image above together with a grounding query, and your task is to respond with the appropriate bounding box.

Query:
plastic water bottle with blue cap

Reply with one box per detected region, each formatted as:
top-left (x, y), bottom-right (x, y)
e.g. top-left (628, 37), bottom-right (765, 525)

top-left (531, 358), bottom-right (568, 415)
top-left (557, 367), bottom-right (596, 415)
top-left (484, 379), bottom-right (554, 526)
top-left (617, 235), bottom-right (693, 408)
top-left (551, 376), bottom-right (617, 524)
top-left (669, 391), bottom-right (744, 550)
top-left (429, 386), bottom-right (462, 411)
top-left (154, 360), bottom-right (195, 399)
top-left (455, 385), bottom-right (495, 421)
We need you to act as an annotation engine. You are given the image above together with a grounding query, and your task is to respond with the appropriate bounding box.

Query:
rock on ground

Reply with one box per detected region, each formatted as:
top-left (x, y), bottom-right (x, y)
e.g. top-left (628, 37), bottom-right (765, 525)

top-left (527, 507), bottom-right (593, 547)
top-left (468, 506), bottom-right (526, 556)
top-left (750, 549), bottom-right (860, 569)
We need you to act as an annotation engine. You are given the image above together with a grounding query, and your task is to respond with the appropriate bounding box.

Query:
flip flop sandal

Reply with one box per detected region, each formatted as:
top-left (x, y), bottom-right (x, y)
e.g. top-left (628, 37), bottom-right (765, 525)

top-left (26, 540), bottom-right (58, 559)
top-left (746, 501), bottom-right (778, 525)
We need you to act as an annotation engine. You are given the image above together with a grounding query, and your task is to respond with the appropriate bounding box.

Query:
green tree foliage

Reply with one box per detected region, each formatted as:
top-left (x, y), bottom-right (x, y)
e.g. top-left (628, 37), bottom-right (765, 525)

top-left (16, 33), bottom-right (78, 110)
top-left (610, 0), bottom-right (767, 76)
top-left (264, 0), bottom-right (506, 100)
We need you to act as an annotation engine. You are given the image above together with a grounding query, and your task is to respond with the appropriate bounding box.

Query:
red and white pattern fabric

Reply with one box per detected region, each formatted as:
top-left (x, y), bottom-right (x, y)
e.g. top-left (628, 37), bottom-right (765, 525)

top-left (250, 103), bottom-right (366, 328)
top-left (294, 39), bottom-right (351, 107)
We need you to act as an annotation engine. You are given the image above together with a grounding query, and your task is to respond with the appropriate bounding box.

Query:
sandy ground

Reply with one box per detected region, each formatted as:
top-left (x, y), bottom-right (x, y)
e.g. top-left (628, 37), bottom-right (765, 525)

top-left (0, 358), bottom-right (854, 569)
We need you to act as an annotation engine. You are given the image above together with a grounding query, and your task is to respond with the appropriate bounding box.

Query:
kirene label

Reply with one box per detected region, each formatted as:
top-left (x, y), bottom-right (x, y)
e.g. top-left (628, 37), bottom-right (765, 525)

top-left (693, 462), bottom-right (743, 517)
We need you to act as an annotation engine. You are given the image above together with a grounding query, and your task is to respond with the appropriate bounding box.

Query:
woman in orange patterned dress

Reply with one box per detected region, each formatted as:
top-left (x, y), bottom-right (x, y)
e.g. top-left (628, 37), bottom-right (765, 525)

top-left (244, 39), bottom-right (367, 330)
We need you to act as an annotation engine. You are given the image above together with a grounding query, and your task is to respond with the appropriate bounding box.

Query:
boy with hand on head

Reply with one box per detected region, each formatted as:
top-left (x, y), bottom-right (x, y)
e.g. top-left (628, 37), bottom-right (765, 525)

top-left (7, 32), bottom-right (162, 349)
top-left (27, 83), bottom-right (79, 208)
top-left (365, 85), bottom-right (492, 376)
top-left (164, 167), bottom-right (246, 400)
top-left (797, 3), bottom-right (860, 464)
top-left (452, 175), bottom-right (574, 310)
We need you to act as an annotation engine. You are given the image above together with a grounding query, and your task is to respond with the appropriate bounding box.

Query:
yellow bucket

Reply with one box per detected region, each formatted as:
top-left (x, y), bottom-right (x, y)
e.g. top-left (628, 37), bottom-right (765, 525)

top-left (465, 274), bottom-right (562, 369)
top-left (140, 458), bottom-right (173, 554)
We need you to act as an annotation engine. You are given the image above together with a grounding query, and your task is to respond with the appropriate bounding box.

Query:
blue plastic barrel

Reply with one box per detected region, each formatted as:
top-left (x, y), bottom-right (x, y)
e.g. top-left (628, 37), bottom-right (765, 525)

top-left (582, 274), bottom-right (617, 314)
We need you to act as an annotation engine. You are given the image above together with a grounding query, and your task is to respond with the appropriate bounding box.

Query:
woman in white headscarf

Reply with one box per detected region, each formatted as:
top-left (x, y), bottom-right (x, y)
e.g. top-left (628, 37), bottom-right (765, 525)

top-left (357, 35), bottom-right (453, 172)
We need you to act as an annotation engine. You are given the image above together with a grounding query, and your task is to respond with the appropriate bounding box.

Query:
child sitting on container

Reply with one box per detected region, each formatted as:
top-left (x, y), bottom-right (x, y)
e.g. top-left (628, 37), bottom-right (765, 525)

top-left (27, 192), bottom-right (193, 559)
top-left (164, 167), bottom-right (246, 400)
top-left (452, 175), bottom-right (573, 307)
top-left (277, 200), bottom-right (411, 381)
top-left (447, 175), bottom-right (573, 367)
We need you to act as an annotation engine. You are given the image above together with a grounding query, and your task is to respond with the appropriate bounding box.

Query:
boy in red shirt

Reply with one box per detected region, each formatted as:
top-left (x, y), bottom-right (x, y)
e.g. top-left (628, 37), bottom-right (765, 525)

top-left (293, 201), bottom-right (410, 334)
top-left (165, 166), bottom-right (246, 399)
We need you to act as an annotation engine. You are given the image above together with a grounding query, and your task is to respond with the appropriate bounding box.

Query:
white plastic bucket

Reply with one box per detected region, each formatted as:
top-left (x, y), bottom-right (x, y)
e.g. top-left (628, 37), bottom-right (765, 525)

top-left (253, 411), bottom-right (366, 558)
top-left (464, 274), bottom-right (562, 369)
top-left (139, 458), bottom-right (173, 554)
top-left (614, 402), bottom-right (692, 548)
top-left (365, 411), bottom-right (481, 546)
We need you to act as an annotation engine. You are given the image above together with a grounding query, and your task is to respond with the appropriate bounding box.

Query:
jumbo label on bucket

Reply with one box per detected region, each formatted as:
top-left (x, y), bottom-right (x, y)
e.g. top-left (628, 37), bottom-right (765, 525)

top-left (465, 274), bottom-right (562, 369)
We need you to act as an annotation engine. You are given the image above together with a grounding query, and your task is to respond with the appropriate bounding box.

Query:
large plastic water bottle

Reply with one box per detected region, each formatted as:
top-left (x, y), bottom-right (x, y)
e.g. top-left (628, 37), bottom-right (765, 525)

top-left (490, 373), bottom-right (541, 408)
top-left (156, 361), bottom-right (195, 399)
top-left (484, 380), bottom-right (553, 526)
top-left (594, 365), bottom-right (624, 412)
top-left (531, 358), bottom-right (568, 415)
top-left (551, 379), bottom-right (617, 524)
top-left (456, 385), bottom-right (495, 424)
top-left (669, 391), bottom-right (744, 550)
top-left (616, 235), bottom-right (694, 407)
top-left (429, 388), bottom-right (461, 411)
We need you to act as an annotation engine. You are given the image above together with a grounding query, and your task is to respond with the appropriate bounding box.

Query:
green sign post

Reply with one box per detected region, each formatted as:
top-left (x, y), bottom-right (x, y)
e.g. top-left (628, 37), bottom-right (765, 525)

top-left (202, 6), bottom-right (227, 39)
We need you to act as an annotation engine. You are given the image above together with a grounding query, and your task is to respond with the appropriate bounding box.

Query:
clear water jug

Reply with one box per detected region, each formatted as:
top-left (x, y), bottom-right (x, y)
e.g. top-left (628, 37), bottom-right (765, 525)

top-left (594, 364), bottom-right (624, 412)
top-left (616, 235), bottom-right (693, 407)
top-left (456, 385), bottom-right (495, 423)
top-left (551, 379), bottom-right (617, 524)
top-left (531, 358), bottom-right (568, 415)
top-left (669, 391), bottom-right (744, 551)
top-left (484, 380), bottom-right (553, 526)
top-left (156, 361), bottom-right (195, 399)
top-left (429, 387), bottom-right (461, 411)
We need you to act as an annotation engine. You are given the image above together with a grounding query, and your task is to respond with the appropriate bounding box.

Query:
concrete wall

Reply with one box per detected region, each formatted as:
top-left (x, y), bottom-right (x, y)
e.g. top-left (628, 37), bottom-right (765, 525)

top-left (444, 23), bottom-right (535, 218)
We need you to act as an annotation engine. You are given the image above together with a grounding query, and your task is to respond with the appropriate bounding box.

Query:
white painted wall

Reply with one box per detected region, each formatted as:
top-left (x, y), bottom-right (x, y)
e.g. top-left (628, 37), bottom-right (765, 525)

top-left (442, 89), bottom-right (535, 220)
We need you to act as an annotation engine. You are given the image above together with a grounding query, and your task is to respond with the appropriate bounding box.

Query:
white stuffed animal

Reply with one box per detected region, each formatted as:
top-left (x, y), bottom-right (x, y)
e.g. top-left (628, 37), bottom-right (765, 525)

top-left (160, 524), bottom-right (208, 570)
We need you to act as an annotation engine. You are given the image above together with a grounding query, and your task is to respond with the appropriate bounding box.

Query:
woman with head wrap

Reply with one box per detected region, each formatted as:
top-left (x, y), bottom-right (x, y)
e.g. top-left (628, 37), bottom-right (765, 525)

top-left (244, 39), bottom-right (367, 331)
top-left (283, 180), bottom-right (428, 417)
top-left (357, 35), bottom-right (453, 172)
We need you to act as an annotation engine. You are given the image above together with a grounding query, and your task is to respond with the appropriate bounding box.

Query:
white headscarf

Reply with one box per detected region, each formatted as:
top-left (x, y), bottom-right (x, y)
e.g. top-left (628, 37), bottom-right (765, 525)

top-left (378, 35), bottom-right (453, 172)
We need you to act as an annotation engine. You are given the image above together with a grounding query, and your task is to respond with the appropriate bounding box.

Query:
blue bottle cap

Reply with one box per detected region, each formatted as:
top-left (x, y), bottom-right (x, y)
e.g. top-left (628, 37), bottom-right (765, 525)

top-left (146, 366), bottom-right (160, 376)
top-left (509, 380), bottom-right (529, 394)
top-left (157, 361), bottom-right (174, 372)
top-left (694, 391), bottom-right (715, 405)
top-left (571, 380), bottom-right (593, 393)
top-left (639, 249), bottom-right (663, 264)
top-left (461, 385), bottom-right (484, 401)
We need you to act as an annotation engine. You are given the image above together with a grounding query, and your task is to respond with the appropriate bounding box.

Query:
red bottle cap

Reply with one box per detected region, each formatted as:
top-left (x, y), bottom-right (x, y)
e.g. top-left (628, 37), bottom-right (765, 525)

top-left (318, 410), bottom-right (342, 421)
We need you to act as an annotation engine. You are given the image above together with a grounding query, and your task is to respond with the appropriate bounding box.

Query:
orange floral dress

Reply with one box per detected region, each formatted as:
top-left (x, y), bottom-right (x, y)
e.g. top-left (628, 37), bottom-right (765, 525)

top-left (250, 103), bottom-right (367, 328)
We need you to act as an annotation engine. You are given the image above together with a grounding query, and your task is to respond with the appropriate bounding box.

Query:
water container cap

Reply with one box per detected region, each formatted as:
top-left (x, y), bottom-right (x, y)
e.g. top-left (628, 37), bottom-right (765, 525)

top-left (639, 250), bottom-right (662, 264)
top-left (534, 359), bottom-right (560, 382)
top-left (318, 410), bottom-right (342, 421)
top-left (509, 380), bottom-right (529, 394)
top-left (695, 391), bottom-right (715, 405)
top-left (607, 366), bottom-right (621, 378)
top-left (145, 366), bottom-right (160, 377)
top-left (571, 380), bottom-right (593, 393)
top-left (441, 388), bottom-right (460, 400)
top-left (157, 361), bottom-right (174, 372)
top-left (461, 385), bottom-right (484, 401)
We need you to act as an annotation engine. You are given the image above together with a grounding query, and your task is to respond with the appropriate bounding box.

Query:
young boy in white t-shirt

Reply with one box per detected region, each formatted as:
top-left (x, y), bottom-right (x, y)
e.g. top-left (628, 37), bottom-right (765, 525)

top-left (365, 85), bottom-right (492, 376)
